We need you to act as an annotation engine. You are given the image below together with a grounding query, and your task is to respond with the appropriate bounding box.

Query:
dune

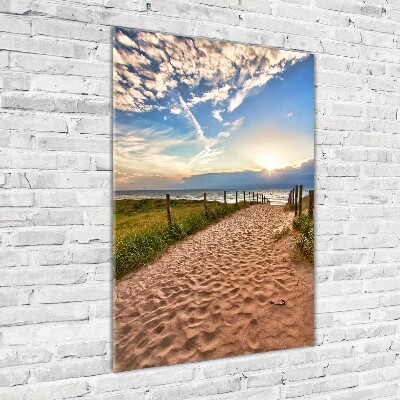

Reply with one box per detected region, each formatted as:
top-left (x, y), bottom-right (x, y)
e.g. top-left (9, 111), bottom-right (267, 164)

top-left (113, 204), bottom-right (314, 371)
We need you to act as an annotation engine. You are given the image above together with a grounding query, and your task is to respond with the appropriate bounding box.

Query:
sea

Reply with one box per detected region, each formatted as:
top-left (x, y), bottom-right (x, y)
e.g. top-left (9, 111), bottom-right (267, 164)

top-left (114, 189), bottom-right (306, 205)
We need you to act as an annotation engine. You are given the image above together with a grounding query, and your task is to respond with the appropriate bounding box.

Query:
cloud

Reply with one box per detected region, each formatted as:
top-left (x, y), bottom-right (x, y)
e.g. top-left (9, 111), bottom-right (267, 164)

top-left (113, 29), bottom-right (309, 114)
top-left (189, 147), bottom-right (225, 165)
top-left (170, 107), bottom-right (181, 115)
top-left (114, 126), bottom-right (191, 188)
top-left (212, 109), bottom-right (224, 122)
top-left (175, 93), bottom-right (205, 141)
top-left (217, 117), bottom-right (244, 138)
top-left (189, 84), bottom-right (231, 107)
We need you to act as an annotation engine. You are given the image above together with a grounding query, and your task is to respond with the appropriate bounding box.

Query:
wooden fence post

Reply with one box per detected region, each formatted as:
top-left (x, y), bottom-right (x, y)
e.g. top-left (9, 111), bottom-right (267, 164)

top-left (252, 192), bottom-right (255, 202)
top-left (166, 193), bottom-right (172, 226)
top-left (235, 191), bottom-right (238, 204)
top-left (294, 185), bottom-right (298, 216)
top-left (224, 190), bottom-right (227, 205)
top-left (308, 190), bottom-right (314, 218)
top-left (298, 185), bottom-right (303, 215)
top-left (204, 192), bottom-right (208, 216)
top-left (243, 191), bottom-right (246, 204)
top-left (257, 193), bottom-right (259, 203)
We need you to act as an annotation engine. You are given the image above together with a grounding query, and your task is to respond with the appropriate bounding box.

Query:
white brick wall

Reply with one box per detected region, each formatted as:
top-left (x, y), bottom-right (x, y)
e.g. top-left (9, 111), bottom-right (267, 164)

top-left (0, 0), bottom-right (399, 398)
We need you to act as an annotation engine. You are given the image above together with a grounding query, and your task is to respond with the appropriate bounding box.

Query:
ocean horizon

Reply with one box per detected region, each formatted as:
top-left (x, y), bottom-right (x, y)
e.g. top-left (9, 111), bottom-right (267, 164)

top-left (114, 188), bottom-right (313, 205)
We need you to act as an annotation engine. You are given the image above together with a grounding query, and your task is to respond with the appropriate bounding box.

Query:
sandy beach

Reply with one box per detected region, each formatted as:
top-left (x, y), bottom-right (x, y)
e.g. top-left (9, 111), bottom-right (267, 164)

top-left (113, 204), bottom-right (314, 371)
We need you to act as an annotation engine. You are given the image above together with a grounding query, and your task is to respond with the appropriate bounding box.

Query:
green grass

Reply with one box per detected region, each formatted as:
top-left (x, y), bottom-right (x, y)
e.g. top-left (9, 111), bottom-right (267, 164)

top-left (292, 213), bottom-right (314, 263)
top-left (114, 198), bottom-right (250, 280)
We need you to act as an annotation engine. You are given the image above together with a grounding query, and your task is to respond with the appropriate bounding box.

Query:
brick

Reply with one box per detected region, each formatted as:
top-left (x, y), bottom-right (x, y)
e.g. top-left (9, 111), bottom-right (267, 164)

top-left (0, 288), bottom-right (33, 308)
top-left (0, 302), bottom-right (89, 326)
top-left (12, 52), bottom-right (108, 78)
top-left (38, 284), bottom-right (109, 303)
top-left (10, 230), bottom-right (65, 246)
top-left (0, 15), bottom-right (31, 35)
top-left (32, 19), bottom-right (108, 43)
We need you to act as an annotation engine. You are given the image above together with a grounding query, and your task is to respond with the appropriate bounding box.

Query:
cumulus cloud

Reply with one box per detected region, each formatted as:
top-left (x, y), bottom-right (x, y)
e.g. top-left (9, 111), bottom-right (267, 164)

top-left (113, 29), bottom-right (309, 114)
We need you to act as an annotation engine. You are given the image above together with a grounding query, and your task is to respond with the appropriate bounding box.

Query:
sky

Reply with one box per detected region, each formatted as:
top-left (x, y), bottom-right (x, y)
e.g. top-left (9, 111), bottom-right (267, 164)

top-left (113, 28), bottom-right (314, 191)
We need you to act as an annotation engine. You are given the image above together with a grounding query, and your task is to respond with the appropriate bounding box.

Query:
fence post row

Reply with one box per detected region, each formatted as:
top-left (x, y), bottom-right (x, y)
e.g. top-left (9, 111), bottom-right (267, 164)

top-left (294, 185), bottom-right (298, 216)
top-left (166, 194), bottom-right (172, 226)
top-left (298, 185), bottom-right (303, 215)
top-left (308, 190), bottom-right (314, 218)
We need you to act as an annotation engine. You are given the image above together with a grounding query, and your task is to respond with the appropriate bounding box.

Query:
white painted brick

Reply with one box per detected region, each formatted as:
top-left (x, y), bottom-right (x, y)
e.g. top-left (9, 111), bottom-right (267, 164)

top-left (56, 340), bottom-right (106, 359)
top-left (32, 18), bottom-right (108, 42)
top-left (0, 51), bottom-right (9, 69)
top-left (245, 370), bottom-right (282, 388)
top-left (24, 380), bottom-right (90, 400)
top-left (0, 346), bottom-right (52, 368)
top-left (240, 0), bottom-right (271, 14)
top-left (0, 368), bottom-right (30, 387)
top-left (30, 1), bottom-right (94, 23)
top-left (38, 284), bottom-right (109, 303)
top-left (0, 250), bottom-right (29, 267)
top-left (0, 113), bottom-right (68, 132)
top-left (0, 267), bottom-right (88, 287)
top-left (0, 0), bottom-right (31, 14)
top-left (0, 288), bottom-right (33, 308)
top-left (38, 248), bottom-right (67, 266)
top-left (10, 230), bottom-right (65, 246)
top-left (76, 117), bottom-right (110, 135)
top-left (0, 33), bottom-right (93, 59)
top-left (33, 358), bottom-right (110, 382)
top-left (0, 15), bottom-right (31, 35)
top-left (284, 374), bottom-right (358, 397)
top-left (0, 303), bottom-right (89, 326)
top-left (329, 383), bottom-right (396, 400)
top-left (12, 52), bottom-right (108, 78)
top-left (37, 136), bottom-right (109, 153)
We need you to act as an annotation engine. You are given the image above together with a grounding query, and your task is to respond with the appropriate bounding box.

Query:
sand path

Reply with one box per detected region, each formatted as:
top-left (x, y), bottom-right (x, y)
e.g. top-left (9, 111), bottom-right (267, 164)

top-left (114, 205), bottom-right (314, 371)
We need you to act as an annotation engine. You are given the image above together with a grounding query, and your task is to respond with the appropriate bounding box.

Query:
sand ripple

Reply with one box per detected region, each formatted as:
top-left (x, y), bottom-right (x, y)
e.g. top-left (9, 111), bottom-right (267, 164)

top-left (114, 205), bottom-right (314, 371)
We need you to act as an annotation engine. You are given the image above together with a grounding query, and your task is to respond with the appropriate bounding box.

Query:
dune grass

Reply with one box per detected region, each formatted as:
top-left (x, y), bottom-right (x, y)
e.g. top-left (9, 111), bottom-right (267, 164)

top-left (292, 212), bottom-right (314, 263)
top-left (284, 194), bottom-right (314, 263)
top-left (114, 198), bottom-right (250, 280)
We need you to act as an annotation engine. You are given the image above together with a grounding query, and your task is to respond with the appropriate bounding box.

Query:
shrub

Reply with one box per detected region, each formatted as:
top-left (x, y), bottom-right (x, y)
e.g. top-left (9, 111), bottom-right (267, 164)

top-left (292, 213), bottom-right (314, 263)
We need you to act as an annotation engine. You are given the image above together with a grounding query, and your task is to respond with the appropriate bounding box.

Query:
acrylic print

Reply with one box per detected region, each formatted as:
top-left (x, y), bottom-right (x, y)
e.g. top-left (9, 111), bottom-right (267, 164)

top-left (113, 27), bottom-right (314, 372)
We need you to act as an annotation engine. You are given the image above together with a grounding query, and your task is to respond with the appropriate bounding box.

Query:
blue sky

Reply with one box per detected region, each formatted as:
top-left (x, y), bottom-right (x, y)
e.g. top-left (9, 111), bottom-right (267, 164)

top-left (113, 29), bottom-right (314, 190)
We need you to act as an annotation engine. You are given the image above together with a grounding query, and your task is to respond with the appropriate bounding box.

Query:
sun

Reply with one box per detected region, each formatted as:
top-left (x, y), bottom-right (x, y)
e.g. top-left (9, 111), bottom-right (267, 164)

top-left (258, 155), bottom-right (285, 172)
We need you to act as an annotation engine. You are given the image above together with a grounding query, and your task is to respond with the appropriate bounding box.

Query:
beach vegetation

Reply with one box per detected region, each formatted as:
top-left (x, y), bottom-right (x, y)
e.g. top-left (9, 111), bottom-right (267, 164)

top-left (273, 225), bottom-right (290, 241)
top-left (292, 213), bottom-right (314, 263)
